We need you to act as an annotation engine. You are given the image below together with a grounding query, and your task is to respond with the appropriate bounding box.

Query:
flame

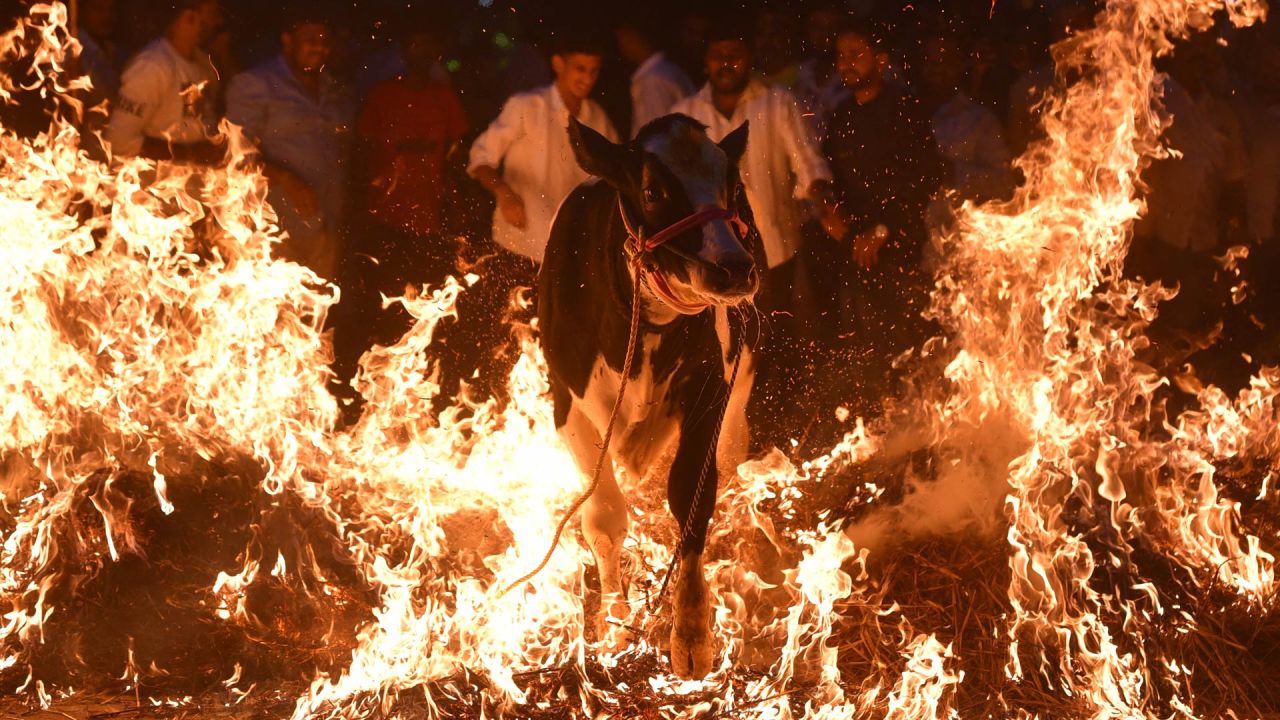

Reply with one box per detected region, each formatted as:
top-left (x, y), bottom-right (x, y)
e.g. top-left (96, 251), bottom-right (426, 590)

top-left (913, 0), bottom-right (1276, 714)
top-left (0, 0), bottom-right (1277, 718)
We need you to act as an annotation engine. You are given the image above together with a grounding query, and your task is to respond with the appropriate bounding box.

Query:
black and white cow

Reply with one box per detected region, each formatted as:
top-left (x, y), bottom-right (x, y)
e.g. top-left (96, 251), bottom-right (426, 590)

top-left (538, 114), bottom-right (759, 678)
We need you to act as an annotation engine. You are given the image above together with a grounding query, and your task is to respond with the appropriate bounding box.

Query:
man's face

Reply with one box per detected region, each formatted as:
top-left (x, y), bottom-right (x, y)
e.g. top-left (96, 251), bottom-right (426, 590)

top-left (551, 52), bottom-right (602, 102)
top-left (194, 0), bottom-right (223, 48)
top-left (835, 32), bottom-right (881, 90)
top-left (283, 22), bottom-right (332, 74)
top-left (705, 39), bottom-right (750, 94)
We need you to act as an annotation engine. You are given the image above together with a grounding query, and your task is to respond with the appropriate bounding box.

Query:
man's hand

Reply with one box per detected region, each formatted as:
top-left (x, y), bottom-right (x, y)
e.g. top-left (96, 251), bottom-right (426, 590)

top-left (472, 165), bottom-right (528, 230)
top-left (818, 208), bottom-right (848, 242)
top-left (852, 227), bottom-right (889, 269)
top-left (809, 179), bottom-right (848, 241)
top-left (496, 184), bottom-right (527, 230)
top-left (141, 136), bottom-right (227, 165)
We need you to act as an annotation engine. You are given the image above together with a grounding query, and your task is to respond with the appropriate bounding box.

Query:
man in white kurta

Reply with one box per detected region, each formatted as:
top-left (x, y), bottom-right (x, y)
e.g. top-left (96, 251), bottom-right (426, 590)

top-left (616, 21), bottom-right (694, 136)
top-left (463, 40), bottom-right (620, 405)
top-left (467, 46), bottom-right (619, 263)
top-left (670, 35), bottom-right (841, 274)
top-left (630, 51), bottom-right (695, 137)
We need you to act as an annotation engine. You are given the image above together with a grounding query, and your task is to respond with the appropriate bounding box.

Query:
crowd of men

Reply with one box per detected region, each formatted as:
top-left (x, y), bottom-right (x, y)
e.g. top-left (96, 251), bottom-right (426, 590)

top-left (64, 0), bottom-right (1280, 425)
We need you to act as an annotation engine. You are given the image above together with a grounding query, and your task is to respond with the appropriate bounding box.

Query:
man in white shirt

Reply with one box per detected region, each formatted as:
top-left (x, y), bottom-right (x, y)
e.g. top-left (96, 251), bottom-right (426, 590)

top-left (463, 34), bottom-right (619, 404)
top-left (106, 0), bottom-right (224, 164)
top-left (670, 25), bottom-right (844, 306)
top-left (615, 18), bottom-right (695, 137)
top-left (467, 36), bottom-right (619, 265)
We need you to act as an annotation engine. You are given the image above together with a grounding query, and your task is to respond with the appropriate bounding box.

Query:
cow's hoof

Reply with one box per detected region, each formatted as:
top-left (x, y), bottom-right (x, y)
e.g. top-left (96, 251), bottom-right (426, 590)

top-left (594, 594), bottom-right (633, 652)
top-left (670, 573), bottom-right (714, 678)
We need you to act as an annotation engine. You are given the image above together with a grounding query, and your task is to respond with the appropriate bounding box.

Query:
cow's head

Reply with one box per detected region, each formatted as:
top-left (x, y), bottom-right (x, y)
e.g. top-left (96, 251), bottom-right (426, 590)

top-left (568, 114), bottom-right (759, 309)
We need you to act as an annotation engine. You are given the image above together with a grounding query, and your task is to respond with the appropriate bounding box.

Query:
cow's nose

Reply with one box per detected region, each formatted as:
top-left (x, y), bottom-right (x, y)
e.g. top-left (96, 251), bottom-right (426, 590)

top-left (704, 256), bottom-right (757, 297)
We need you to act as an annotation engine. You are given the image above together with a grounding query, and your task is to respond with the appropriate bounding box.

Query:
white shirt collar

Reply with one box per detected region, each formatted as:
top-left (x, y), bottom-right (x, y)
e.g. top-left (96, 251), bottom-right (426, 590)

top-left (547, 83), bottom-right (565, 112)
top-left (741, 78), bottom-right (766, 103)
top-left (546, 82), bottom-right (589, 119)
top-left (693, 78), bottom-right (766, 120)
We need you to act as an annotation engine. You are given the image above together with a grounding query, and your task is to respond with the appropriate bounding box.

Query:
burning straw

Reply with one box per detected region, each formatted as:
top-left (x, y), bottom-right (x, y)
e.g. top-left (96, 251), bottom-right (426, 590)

top-left (0, 0), bottom-right (1278, 718)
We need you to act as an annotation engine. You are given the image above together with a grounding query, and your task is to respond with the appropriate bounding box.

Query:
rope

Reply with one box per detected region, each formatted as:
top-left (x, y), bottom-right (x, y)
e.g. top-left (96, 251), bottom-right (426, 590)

top-left (501, 254), bottom-right (645, 597)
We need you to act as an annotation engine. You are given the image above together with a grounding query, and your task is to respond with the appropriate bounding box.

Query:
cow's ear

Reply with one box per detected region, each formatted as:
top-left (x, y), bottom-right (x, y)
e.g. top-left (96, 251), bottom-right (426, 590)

top-left (718, 121), bottom-right (749, 167)
top-left (568, 115), bottom-right (626, 185)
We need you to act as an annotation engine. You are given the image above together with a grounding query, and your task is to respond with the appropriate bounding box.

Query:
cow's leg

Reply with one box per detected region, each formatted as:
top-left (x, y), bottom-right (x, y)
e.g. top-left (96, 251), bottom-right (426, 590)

top-left (561, 403), bottom-right (633, 650)
top-left (666, 387), bottom-right (728, 678)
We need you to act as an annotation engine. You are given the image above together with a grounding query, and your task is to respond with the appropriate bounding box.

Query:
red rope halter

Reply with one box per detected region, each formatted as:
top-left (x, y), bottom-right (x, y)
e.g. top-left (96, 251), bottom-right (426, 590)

top-left (617, 196), bottom-right (749, 314)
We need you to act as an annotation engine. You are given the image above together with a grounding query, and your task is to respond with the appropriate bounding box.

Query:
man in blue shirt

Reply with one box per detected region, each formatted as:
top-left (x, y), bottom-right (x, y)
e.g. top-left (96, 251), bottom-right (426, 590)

top-left (226, 9), bottom-right (354, 279)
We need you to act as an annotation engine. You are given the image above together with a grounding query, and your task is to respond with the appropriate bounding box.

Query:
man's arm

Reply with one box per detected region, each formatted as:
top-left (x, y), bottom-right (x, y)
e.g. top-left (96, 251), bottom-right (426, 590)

top-left (807, 178), bottom-right (848, 242)
top-left (224, 71), bottom-right (314, 206)
top-left (774, 89), bottom-right (844, 240)
top-left (224, 71), bottom-right (268, 143)
top-left (471, 165), bottom-right (526, 230)
top-left (468, 96), bottom-right (528, 229)
top-left (137, 135), bottom-right (225, 164)
top-left (106, 58), bottom-right (162, 158)
top-left (108, 59), bottom-right (225, 165)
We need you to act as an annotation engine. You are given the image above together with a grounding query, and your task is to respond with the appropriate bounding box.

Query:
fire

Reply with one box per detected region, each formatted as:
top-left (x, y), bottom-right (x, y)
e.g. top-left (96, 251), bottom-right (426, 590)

top-left (912, 0), bottom-right (1277, 713)
top-left (0, 0), bottom-right (1277, 718)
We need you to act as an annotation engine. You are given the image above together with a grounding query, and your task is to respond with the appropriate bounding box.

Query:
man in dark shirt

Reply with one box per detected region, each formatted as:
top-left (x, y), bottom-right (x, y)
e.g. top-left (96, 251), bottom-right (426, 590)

top-left (822, 23), bottom-right (945, 402)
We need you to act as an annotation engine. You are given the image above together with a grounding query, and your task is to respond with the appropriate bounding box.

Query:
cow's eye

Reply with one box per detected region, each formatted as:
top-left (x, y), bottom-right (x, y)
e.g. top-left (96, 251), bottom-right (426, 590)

top-left (643, 187), bottom-right (662, 204)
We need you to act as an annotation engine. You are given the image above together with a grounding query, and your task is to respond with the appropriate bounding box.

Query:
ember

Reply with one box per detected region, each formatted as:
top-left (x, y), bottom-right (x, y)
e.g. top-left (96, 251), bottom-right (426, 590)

top-left (0, 0), bottom-right (1278, 718)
